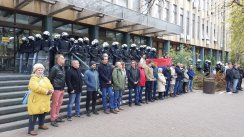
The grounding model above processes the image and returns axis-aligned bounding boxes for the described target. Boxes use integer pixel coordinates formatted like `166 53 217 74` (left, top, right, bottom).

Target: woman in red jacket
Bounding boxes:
138 63 146 104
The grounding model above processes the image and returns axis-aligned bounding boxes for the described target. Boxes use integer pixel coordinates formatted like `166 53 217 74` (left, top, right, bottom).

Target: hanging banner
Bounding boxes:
146 58 173 68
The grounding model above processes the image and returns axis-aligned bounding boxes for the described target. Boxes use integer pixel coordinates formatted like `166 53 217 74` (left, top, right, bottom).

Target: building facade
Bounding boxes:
0 0 229 72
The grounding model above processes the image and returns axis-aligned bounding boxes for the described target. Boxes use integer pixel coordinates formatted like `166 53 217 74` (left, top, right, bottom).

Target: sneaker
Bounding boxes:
227 92 232 94
104 110 110 114
74 114 81 117
118 107 124 111
93 111 99 115
56 117 65 122
115 108 120 112
51 121 59 127
38 125 49 130
86 111 91 117
110 109 118 114
28 130 38 136
67 117 72 121
135 103 141 106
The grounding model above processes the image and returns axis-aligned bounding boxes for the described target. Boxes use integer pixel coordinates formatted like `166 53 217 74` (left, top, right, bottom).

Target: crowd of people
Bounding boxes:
225 62 243 94
26 53 196 136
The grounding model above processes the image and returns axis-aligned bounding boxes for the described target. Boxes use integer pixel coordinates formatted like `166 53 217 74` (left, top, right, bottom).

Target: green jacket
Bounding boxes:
112 68 126 90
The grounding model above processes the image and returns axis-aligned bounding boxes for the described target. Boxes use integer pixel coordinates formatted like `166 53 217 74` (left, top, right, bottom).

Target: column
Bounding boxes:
216 50 219 61
225 51 229 63
163 40 170 54
209 48 213 60
89 26 99 40
147 37 153 47
192 45 196 65
124 32 131 46
200 47 205 65
44 16 53 34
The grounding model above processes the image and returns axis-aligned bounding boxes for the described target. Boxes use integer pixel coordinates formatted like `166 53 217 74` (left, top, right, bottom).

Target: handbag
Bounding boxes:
22 90 31 105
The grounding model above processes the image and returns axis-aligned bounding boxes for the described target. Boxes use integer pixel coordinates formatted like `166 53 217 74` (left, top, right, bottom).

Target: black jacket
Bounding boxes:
98 63 112 88
127 67 140 88
225 69 234 81
232 68 240 79
49 64 66 90
65 67 83 93
175 66 183 80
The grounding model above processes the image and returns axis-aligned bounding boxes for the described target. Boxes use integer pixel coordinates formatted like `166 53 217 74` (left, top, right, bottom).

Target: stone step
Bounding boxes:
0 80 29 87
0 85 28 93
0 75 29 81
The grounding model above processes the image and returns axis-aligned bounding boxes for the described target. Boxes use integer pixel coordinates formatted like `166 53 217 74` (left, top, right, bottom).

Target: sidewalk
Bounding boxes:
2 91 244 137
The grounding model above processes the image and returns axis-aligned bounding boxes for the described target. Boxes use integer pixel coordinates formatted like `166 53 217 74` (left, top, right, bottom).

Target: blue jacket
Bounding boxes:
187 69 195 80
163 68 171 81
84 68 99 92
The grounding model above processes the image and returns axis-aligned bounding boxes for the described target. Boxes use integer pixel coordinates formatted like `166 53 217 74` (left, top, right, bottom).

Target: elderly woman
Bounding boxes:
27 63 54 136
157 68 166 100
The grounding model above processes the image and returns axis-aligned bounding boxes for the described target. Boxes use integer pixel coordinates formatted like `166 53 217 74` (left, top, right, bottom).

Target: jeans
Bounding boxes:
86 91 97 112
114 90 123 109
67 92 81 117
139 86 144 103
226 80 232 92
188 80 193 92
237 78 242 90
233 79 239 93
51 90 64 121
152 81 157 99
165 80 171 96
28 113 46 132
129 86 139 104
101 86 115 111
145 81 153 102
174 80 181 96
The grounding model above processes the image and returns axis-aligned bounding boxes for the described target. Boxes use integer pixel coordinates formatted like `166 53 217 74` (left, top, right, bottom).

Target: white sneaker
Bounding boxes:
227 92 232 94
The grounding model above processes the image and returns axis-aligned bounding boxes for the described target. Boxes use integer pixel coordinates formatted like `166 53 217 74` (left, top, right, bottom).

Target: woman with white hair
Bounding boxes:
27 63 54 136
157 68 166 100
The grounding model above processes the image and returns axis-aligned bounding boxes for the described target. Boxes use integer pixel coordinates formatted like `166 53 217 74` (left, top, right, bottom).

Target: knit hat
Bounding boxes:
32 63 45 73
90 61 96 66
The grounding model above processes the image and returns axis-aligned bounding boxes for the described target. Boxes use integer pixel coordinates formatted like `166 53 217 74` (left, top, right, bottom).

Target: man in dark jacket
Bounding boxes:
49 54 66 127
98 56 116 114
232 64 240 93
127 60 140 106
187 65 195 92
237 64 243 91
84 61 99 117
65 60 84 121
163 66 171 97
225 62 233 94
174 63 183 96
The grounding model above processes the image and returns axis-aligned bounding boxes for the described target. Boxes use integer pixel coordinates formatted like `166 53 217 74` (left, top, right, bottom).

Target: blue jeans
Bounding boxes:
152 81 157 99
101 87 115 110
174 80 181 95
139 86 144 103
165 80 171 96
188 80 193 92
226 80 232 92
129 86 139 104
114 90 122 109
67 92 81 117
233 79 239 93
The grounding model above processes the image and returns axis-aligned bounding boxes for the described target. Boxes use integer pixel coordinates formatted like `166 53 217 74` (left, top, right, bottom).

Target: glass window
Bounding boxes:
202 19 205 39
73 24 89 37
192 14 195 38
0 9 14 23
132 0 140 11
163 1 169 21
198 16 200 39
16 13 42 27
117 0 127 7
131 35 147 47
172 4 177 24
180 8 183 27
99 29 123 46
53 20 72 34
186 11 190 35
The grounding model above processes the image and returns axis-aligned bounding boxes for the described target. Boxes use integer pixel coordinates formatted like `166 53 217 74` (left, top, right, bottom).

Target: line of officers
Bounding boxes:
18 31 158 72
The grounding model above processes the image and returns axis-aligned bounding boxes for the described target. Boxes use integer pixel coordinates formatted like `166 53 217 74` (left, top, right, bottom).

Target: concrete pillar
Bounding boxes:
89 25 99 40
209 48 213 60
124 32 131 46
163 40 170 55
200 47 205 65
216 50 220 61
44 16 53 34
146 37 153 47
225 52 229 63
192 45 196 65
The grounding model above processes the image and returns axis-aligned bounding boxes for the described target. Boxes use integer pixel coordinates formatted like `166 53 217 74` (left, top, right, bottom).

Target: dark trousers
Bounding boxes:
152 81 157 99
165 80 171 97
145 81 153 102
237 78 242 90
183 82 188 93
226 80 232 92
86 91 97 112
158 92 163 99
28 113 46 132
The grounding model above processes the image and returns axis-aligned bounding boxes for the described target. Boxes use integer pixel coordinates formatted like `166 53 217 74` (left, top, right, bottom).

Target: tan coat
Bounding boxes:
144 65 155 81
157 73 166 92
170 67 176 85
